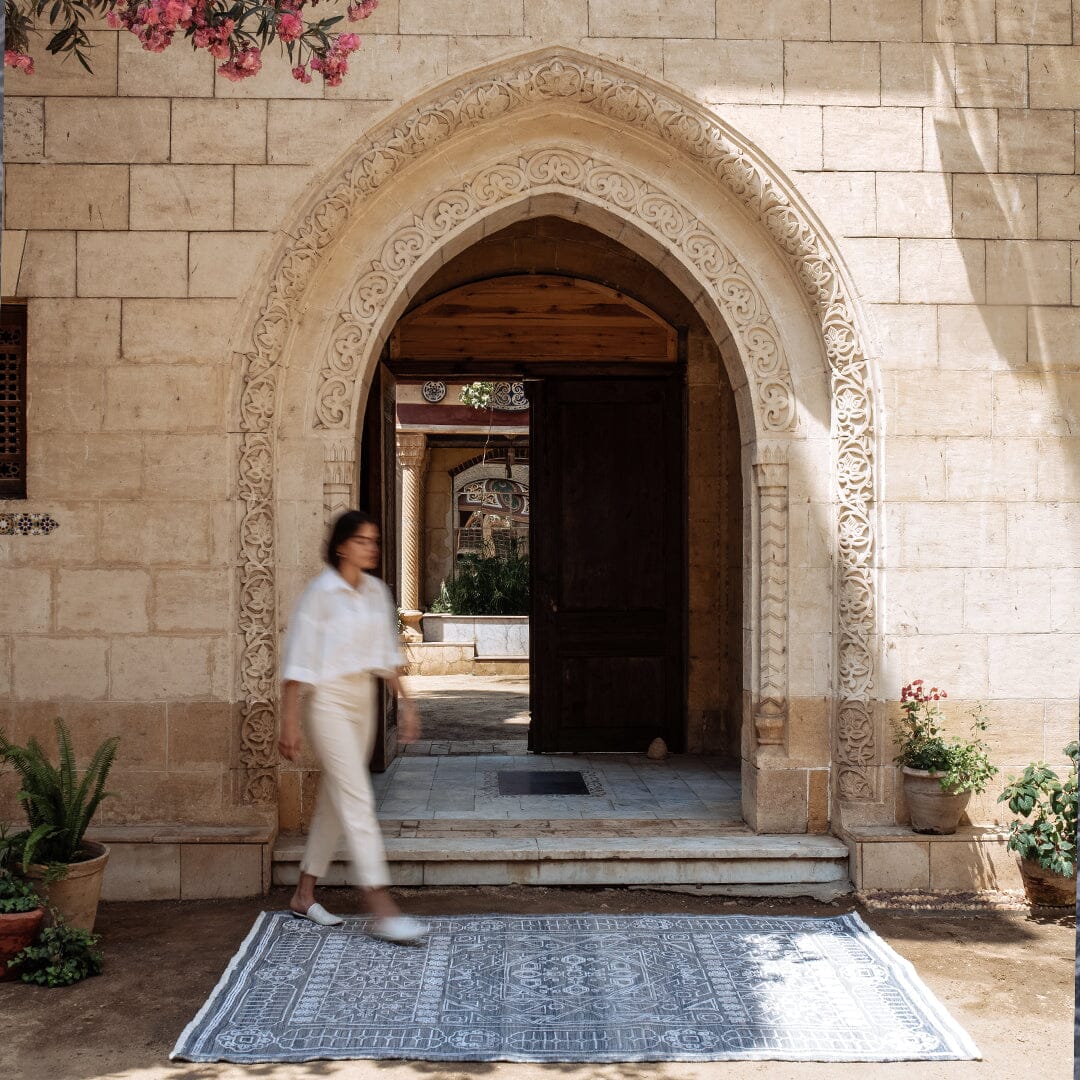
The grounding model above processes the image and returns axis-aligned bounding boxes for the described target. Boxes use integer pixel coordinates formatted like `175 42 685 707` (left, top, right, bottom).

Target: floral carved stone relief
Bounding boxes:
235 50 878 807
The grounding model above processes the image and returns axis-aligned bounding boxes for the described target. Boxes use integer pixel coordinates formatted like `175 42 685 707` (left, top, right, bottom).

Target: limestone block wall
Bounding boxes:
2 1 1078 828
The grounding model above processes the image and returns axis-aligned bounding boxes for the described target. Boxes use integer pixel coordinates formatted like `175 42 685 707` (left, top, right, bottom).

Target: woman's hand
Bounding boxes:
278 726 302 762
279 680 303 762
398 697 421 743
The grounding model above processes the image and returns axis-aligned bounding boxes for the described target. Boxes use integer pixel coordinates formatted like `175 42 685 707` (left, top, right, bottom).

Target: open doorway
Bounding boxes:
370 272 688 764
397 375 533 755
356 220 743 832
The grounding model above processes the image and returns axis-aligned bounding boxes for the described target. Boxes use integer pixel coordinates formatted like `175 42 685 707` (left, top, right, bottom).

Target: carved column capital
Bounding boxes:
753 442 789 493
396 431 429 472
323 440 357 526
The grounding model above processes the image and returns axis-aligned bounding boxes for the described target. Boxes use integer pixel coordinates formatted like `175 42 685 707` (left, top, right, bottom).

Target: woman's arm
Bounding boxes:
387 671 420 743
279 680 303 761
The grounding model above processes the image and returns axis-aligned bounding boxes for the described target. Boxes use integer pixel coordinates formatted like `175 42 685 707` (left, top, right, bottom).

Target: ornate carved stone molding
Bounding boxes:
233 49 879 805
316 149 796 438
237 430 277 803
753 444 789 756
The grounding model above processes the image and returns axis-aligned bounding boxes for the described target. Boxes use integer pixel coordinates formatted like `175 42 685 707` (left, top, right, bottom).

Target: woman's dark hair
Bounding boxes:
326 509 377 569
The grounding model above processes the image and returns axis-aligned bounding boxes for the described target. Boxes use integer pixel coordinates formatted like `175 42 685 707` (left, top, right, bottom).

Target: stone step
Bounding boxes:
273 828 852 900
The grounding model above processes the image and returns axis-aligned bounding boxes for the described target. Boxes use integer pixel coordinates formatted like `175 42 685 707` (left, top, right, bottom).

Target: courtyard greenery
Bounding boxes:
892 681 997 795
430 553 529 617
0 718 119 868
9 922 104 987
4 0 377 84
459 382 497 410
0 868 42 914
998 741 1078 880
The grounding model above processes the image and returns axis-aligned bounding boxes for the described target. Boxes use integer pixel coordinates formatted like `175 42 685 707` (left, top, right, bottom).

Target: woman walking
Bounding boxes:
278 509 427 944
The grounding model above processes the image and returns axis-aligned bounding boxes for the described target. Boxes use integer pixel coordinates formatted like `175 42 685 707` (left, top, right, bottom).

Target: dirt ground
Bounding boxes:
403 675 531 742
0 886 1073 1080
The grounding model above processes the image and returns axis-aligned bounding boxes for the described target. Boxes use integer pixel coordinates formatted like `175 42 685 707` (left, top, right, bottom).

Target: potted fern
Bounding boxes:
998 741 1078 908
0 719 119 931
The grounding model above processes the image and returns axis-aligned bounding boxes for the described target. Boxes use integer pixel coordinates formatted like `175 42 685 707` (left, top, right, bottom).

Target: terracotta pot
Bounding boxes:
1018 856 1077 908
24 841 109 932
0 907 45 981
902 767 971 835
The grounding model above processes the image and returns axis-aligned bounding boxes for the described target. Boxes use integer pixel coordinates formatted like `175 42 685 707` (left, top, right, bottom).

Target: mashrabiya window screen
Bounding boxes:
0 305 27 500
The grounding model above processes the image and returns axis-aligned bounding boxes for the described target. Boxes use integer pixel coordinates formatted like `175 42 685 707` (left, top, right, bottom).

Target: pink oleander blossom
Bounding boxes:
277 12 303 41
19 0 371 84
310 35 359 86
218 46 263 81
4 49 35 74
347 0 378 20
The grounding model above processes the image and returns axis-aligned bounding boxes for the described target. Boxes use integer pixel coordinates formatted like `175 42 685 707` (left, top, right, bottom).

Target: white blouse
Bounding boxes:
281 567 404 686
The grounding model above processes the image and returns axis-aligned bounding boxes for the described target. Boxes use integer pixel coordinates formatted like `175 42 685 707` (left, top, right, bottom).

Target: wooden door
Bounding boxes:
529 375 686 753
362 362 399 772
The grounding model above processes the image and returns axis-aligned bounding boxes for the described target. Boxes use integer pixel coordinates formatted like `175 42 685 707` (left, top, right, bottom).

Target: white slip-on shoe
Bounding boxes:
290 902 345 927
369 915 429 945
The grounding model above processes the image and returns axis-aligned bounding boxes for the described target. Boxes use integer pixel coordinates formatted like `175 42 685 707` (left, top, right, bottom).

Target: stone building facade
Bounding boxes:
2 3 1078 878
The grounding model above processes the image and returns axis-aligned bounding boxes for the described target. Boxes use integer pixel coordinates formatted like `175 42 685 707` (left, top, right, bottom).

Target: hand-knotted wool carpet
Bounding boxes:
171 912 979 1063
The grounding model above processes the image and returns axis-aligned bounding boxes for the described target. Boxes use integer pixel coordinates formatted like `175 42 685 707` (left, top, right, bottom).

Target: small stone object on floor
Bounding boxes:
647 737 668 760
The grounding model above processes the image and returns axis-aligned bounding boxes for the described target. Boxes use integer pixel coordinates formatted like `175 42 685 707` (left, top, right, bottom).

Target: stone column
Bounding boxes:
397 432 428 642
753 443 789 757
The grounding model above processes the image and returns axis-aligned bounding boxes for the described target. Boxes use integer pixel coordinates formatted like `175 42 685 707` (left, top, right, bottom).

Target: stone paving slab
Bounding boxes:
375 752 743 823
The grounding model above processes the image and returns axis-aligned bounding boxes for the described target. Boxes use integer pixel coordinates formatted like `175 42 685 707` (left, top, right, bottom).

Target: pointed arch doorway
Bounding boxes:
365 220 743 767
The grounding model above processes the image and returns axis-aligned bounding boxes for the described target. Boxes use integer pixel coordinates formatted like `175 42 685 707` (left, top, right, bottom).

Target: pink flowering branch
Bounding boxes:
3 0 377 84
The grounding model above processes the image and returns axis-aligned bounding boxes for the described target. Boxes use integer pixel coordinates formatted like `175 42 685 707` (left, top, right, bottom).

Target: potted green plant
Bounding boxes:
998 741 1077 908
893 680 998 835
0 828 46 982
0 718 119 931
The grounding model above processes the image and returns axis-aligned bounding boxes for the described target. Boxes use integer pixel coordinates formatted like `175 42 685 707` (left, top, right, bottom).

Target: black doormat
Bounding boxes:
496 770 590 796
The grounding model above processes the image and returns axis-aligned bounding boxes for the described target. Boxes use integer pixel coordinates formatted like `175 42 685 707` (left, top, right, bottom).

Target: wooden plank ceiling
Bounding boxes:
390 275 677 364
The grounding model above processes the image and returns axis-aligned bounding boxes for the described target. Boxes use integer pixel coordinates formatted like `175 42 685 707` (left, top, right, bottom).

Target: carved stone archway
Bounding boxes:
233 48 880 828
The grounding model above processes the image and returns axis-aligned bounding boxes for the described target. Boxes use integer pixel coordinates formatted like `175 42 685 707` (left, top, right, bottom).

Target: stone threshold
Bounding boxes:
377 818 751 838
401 739 528 755
273 828 851 898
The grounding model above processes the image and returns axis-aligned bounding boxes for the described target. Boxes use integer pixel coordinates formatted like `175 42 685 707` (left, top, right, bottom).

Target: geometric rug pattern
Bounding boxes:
171 912 979 1063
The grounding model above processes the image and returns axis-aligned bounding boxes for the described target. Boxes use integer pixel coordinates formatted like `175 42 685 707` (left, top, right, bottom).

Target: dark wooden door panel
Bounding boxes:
366 361 398 772
531 375 685 753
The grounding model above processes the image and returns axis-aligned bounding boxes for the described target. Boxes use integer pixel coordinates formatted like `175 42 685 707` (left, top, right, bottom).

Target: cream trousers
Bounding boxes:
300 671 391 889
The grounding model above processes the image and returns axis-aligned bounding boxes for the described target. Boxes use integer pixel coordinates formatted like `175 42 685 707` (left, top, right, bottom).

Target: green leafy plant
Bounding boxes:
9 923 103 987
432 553 529 616
0 718 119 868
428 581 453 614
0 871 42 915
892 680 998 795
998 741 1078 879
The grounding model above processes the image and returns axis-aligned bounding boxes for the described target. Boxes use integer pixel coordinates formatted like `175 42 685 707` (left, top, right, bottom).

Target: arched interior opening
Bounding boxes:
377 216 744 764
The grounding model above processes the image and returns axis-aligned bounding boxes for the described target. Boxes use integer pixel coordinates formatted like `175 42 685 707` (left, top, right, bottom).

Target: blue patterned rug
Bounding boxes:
171 912 979 1063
